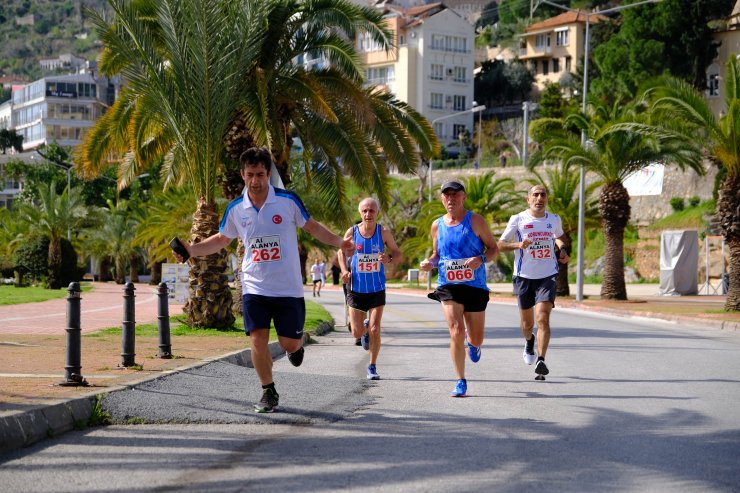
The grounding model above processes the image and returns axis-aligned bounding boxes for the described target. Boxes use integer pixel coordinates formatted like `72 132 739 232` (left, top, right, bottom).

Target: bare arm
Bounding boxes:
379 226 403 266
419 221 439 271
498 237 532 252
467 213 498 270
337 228 353 283
555 235 569 264
172 233 232 262
303 218 353 253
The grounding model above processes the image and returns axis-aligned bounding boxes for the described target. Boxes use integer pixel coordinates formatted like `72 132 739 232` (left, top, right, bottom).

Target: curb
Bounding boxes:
0 319 336 456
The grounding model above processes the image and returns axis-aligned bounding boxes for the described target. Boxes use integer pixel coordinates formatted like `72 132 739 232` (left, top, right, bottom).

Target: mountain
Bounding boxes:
0 0 111 80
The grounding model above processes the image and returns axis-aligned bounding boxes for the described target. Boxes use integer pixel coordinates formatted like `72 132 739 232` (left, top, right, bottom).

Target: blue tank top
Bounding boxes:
437 211 488 290
350 224 386 294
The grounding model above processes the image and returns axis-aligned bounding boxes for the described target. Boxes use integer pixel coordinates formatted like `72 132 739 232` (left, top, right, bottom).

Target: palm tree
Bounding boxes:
644 57 740 311
86 199 140 284
526 164 601 296
77 0 437 327
17 181 89 289
530 98 703 300
77 0 272 327
463 172 518 226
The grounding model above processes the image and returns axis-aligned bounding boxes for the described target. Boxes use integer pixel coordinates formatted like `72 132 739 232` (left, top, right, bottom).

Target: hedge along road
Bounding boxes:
0 288 738 492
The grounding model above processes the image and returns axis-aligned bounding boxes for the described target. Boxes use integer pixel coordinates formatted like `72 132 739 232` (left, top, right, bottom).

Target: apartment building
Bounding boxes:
707 1 740 117
2 73 120 151
519 11 605 93
359 3 477 147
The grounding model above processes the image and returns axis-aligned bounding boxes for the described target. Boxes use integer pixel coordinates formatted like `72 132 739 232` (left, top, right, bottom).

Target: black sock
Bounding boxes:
537 356 545 362
262 383 276 392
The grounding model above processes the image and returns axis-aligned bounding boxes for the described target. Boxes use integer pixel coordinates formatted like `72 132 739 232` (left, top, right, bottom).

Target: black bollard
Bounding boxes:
120 282 137 367
157 282 172 358
60 282 88 386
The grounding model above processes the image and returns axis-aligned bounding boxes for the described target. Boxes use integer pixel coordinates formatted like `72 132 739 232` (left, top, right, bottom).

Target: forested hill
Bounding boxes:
0 0 112 80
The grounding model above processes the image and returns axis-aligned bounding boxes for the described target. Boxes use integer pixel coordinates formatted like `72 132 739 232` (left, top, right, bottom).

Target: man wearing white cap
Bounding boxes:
420 180 499 397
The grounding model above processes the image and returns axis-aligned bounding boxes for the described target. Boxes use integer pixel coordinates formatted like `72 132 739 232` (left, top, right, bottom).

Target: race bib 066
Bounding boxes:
249 235 282 263
356 253 381 273
444 259 474 283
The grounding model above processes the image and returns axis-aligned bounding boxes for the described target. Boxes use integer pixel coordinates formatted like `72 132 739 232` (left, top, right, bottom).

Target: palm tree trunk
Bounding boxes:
717 173 740 311
129 254 140 283
183 197 235 328
114 257 126 284
47 236 62 289
149 259 162 285
599 183 630 300
231 241 244 316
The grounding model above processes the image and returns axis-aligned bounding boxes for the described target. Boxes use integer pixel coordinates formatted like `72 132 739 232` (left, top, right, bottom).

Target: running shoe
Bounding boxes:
367 364 380 380
355 338 362 346
523 335 537 365
535 359 549 376
466 331 481 363
254 388 279 413
450 379 467 397
287 347 304 367
361 318 370 351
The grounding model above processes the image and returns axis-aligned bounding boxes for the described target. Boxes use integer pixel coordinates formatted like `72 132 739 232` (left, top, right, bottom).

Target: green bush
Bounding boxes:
688 196 701 208
669 197 685 211
12 235 84 286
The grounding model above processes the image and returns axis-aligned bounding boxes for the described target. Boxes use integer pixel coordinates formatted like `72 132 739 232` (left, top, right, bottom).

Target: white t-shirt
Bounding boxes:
310 263 322 281
220 184 309 297
499 210 564 279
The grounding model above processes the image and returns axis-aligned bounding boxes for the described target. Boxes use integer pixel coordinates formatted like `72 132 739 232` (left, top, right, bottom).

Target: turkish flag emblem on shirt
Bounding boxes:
357 244 363 252
272 215 282 224
524 224 534 229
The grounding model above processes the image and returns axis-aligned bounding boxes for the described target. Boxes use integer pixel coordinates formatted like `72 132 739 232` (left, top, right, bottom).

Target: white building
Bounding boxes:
359 3 478 148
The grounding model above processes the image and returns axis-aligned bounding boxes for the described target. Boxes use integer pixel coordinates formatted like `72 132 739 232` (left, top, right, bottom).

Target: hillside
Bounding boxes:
0 0 110 81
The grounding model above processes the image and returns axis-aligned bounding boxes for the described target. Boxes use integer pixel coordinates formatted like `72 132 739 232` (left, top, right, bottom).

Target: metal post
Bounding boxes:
428 159 433 203
60 282 87 386
120 282 137 367
522 102 530 166
157 282 172 358
575 17 591 302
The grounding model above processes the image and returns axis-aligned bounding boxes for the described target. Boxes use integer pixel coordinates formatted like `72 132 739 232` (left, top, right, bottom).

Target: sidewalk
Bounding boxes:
1 281 738 455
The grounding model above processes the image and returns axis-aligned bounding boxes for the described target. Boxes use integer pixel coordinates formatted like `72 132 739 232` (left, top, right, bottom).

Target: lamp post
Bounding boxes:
429 104 486 202
535 0 661 301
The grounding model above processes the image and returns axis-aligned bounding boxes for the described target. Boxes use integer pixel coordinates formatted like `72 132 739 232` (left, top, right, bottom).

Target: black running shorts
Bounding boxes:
242 293 306 339
346 290 386 312
433 284 489 312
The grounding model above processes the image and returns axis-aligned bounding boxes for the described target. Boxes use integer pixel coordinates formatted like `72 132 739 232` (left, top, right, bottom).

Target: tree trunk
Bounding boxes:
149 260 162 285
183 197 235 328
129 254 140 283
114 257 126 284
99 257 113 282
231 241 244 316
47 237 62 289
598 183 630 300
717 173 740 311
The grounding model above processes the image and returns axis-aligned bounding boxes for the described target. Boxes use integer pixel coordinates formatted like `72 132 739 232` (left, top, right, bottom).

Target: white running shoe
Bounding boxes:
523 335 537 365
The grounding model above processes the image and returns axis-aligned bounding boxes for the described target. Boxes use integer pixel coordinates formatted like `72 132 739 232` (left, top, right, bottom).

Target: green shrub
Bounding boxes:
688 196 701 207
669 197 685 211
12 235 83 286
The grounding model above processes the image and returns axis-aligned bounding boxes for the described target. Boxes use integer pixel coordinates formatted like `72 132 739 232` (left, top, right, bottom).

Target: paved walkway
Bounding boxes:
0 282 184 335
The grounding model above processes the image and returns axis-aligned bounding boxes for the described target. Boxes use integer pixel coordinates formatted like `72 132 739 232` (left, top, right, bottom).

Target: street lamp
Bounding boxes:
535 0 661 301
429 104 486 202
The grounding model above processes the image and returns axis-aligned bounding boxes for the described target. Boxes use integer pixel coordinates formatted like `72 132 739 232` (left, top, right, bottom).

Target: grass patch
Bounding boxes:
87 395 112 427
84 300 333 340
0 282 93 305
648 200 715 231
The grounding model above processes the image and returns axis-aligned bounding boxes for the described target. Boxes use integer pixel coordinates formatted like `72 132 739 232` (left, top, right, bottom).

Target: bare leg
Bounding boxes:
249 329 273 385
463 310 486 347
442 301 466 379
534 302 553 358
367 305 384 365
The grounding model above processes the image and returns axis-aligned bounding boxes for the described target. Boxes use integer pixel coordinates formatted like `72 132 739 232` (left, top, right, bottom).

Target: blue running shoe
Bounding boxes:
361 319 370 350
367 364 380 380
451 379 467 397
467 338 481 363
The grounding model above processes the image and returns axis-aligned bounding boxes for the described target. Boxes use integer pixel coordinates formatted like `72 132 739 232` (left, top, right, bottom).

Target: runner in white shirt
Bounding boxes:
310 259 323 297
173 147 352 413
498 185 569 380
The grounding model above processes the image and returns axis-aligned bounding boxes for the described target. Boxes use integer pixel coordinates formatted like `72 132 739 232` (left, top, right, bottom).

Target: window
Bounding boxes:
366 66 395 85
555 29 569 46
552 58 560 73
707 64 720 97
431 92 444 109
535 34 550 48
565 56 572 72
431 64 444 81
434 122 445 138
542 60 549 75
452 124 467 140
453 66 466 83
453 95 467 111
431 34 467 53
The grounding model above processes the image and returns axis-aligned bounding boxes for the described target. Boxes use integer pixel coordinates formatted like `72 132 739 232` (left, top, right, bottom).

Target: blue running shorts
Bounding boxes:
513 275 557 310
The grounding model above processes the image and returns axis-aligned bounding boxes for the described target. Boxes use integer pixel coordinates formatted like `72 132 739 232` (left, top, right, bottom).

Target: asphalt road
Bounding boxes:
0 290 738 492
